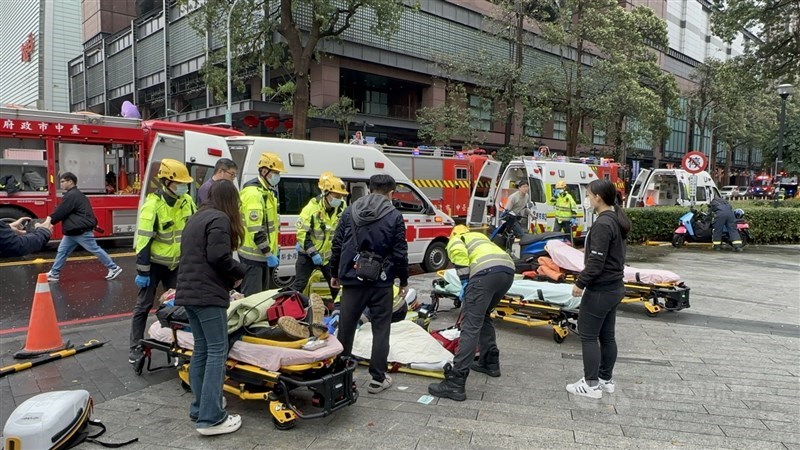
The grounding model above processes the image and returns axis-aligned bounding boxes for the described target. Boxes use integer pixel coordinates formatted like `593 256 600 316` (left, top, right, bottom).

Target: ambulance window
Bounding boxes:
695 187 707 201
551 183 582 204
277 178 320 215
392 183 425 213
455 168 468 180
528 178 545 203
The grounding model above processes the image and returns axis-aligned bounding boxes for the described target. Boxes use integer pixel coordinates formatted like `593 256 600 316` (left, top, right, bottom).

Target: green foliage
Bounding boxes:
762 96 800 174
625 206 800 244
313 95 359 142
416 83 482 147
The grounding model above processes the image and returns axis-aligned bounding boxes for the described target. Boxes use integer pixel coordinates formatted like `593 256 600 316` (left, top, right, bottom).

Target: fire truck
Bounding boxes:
0 106 242 239
378 146 490 218
586 158 626 203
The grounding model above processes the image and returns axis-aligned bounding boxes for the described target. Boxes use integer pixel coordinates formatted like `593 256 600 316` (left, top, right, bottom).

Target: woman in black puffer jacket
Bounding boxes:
175 180 246 436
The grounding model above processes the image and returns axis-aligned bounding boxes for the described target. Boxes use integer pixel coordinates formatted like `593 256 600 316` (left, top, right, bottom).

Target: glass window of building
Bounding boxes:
592 128 606 145
469 95 491 132
364 91 388 116
552 112 567 140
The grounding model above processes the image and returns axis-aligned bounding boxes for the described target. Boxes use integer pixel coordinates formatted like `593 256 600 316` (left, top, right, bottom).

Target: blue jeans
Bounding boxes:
49 231 118 276
185 305 228 428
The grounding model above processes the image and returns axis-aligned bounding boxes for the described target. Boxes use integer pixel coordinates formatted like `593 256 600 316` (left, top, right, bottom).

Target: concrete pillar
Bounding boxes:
422 79 446 107
310 57 341 108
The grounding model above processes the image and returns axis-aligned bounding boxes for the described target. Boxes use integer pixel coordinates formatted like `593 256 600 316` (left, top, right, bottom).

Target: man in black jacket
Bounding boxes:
0 216 53 257
330 174 409 394
45 172 122 282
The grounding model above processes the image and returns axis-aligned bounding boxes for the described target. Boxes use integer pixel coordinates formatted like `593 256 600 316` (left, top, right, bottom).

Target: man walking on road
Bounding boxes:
45 172 122 282
330 174 409 394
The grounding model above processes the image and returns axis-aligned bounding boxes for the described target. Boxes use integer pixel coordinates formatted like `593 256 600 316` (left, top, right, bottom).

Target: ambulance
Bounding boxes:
466 156 601 238
626 168 720 207
227 137 456 287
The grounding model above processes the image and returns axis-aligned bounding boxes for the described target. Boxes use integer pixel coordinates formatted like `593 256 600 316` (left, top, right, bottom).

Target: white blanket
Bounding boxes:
350 320 453 371
506 280 582 309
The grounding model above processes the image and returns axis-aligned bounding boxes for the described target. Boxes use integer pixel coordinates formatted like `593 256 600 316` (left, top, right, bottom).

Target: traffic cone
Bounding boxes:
14 274 69 359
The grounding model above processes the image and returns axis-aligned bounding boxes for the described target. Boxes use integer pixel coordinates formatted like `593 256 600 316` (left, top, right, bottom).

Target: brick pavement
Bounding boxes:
1 245 798 449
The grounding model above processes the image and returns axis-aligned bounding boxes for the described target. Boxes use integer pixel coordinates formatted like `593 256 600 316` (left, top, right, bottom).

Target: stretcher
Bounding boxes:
136 320 358 430
431 269 581 343
532 240 691 316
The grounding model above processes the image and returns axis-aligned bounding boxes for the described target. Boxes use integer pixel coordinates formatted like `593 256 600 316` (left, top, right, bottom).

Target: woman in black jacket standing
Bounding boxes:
175 180 246 435
566 179 631 399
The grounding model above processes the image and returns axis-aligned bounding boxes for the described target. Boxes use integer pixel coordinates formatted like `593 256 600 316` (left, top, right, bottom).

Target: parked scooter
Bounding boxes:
672 207 750 248
490 210 571 267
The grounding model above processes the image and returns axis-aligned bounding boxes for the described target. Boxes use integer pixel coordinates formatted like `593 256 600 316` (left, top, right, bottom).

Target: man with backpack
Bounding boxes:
45 172 123 282
330 174 409 394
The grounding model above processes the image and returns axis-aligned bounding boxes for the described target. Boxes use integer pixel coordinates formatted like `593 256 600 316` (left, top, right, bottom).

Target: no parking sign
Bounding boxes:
682 151 707 205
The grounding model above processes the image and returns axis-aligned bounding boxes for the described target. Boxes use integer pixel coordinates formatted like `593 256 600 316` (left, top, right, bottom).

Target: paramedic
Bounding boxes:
176 180 246 436
238 152 285 296
45 172 123 282
129 159 196 364
566 179 630 399
550 180 577 237
291 172 348 298
330 174 409 394
503 180 530 237
0 216 52 257
709 197 743 251
197 158 238 206
428 225 514 402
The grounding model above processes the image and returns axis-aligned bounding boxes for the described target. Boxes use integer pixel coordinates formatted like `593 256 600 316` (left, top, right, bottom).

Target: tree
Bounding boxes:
763 96 800 174
182 0 405 139
314 96 359 142
710 0 800 84
686 59 726 162
416 82 482 147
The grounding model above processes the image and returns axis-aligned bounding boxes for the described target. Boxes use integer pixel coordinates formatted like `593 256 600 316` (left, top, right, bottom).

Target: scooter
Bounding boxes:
672 207 750 248
490 211 571 267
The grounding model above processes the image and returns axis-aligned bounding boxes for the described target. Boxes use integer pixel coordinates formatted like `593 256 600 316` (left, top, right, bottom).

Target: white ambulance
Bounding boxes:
626 168 720 208
227 137 456 287
467 157 601 238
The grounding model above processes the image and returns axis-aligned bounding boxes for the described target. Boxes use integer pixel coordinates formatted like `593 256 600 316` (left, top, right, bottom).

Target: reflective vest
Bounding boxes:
135 192 196 271
295 196 345 264
446 232 514 279
239 177 279 263
550 192 577 221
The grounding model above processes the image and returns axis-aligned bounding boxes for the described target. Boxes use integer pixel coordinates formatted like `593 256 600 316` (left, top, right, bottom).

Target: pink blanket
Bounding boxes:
544 240 681 284
148 322 343 372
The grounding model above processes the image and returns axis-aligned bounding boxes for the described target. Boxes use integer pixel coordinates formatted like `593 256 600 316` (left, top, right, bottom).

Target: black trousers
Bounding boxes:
337 284 393 382
130 263 178 350
239 260 276 296
578 284 625 381
712 211 741 244
290 254 339 299
452 271 514 378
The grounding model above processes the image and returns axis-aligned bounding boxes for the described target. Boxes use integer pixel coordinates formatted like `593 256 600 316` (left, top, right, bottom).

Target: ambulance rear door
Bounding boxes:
626 168 651 207
466 159 501 227
524 159 547 233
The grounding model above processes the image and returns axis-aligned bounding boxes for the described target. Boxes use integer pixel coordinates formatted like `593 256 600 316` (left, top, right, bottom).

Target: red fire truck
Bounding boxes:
0 106 242 239
380 146 490 218
586 158 627 203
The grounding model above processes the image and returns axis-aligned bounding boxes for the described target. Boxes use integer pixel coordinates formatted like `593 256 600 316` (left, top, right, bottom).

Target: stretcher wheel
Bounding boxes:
133 355 146 375
180 380 192 392
553 330 565 344
272 417 296 430
646 309 659 317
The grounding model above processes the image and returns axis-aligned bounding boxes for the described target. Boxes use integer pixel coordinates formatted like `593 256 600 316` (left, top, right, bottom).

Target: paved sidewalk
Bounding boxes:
1 245 798 449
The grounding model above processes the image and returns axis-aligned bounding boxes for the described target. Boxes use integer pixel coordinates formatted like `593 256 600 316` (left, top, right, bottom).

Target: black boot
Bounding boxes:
471 347 501 377
428 368 467 401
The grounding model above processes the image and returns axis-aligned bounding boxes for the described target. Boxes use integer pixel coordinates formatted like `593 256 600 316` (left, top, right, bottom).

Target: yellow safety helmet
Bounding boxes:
319 172 348 195
450 224 470 238
257 152 285 173
157 159 193 183
555 180 567 189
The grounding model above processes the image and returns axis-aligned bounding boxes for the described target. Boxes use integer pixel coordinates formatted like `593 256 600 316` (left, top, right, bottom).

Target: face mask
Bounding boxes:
173 184 189 196
554 189 563 196
328 197 343 208
267 173 281 186
584 197 594 211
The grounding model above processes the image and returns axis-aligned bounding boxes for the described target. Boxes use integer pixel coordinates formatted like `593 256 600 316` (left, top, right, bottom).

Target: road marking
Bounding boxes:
0 251 136 267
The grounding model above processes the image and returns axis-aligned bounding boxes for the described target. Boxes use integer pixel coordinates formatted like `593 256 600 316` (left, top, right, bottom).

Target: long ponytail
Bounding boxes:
588 179 631 238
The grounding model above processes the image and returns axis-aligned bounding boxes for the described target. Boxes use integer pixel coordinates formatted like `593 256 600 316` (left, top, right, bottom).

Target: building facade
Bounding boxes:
67 0 763 174
0 0 83 112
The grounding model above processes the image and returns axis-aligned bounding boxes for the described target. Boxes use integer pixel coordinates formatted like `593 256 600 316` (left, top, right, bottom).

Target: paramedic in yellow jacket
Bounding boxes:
129 159 196 364
428 225 514 402
550 180 578 237
290 172 348 298
238 152 285 296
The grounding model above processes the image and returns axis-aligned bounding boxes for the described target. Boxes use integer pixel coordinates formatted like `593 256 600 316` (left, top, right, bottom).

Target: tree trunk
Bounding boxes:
724 140 734 186
709 134 719 179
686 115 695 153
614 114 625 163
292 68 309 139
567 38 584 157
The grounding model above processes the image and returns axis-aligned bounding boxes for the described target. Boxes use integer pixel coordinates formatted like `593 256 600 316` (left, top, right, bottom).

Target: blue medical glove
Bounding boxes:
459 280 468 300
134 274 150 289
570 218 577 227
311 253 323 266
266 255 280 268
295 243 302 252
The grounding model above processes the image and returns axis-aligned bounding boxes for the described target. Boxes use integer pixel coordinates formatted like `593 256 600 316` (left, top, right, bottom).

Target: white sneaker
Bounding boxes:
367 375 393 394
105 266 123 280
598 378 615 393
46 272 59 282
197 414 241 436
566 377 602 399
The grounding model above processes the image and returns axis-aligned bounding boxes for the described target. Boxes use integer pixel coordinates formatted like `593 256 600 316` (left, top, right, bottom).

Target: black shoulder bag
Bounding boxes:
350 216 387 282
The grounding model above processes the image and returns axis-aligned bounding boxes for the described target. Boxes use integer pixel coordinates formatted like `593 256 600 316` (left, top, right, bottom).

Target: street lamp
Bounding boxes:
773 83 793 205
225 0 241 126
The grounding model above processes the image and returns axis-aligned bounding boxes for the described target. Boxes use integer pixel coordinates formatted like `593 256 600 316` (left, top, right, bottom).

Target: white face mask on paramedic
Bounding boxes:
174 184 189 196
267 173 281 186
328 196 342 208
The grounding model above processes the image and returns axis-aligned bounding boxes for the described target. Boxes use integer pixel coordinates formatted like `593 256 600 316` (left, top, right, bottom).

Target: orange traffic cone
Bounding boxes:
14 274 69 359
